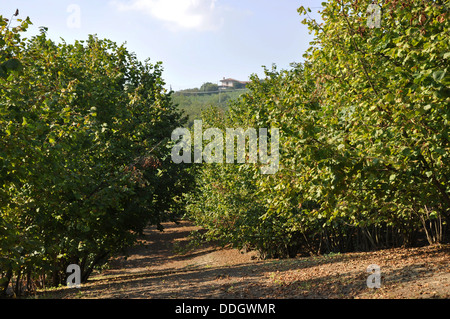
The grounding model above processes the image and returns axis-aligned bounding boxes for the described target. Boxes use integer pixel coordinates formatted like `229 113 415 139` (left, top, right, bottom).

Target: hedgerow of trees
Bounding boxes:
1 0 448 297
0 16 190 296
186 0 449 258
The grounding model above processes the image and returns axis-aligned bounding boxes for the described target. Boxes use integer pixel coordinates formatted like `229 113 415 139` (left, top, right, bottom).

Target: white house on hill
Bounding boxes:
219 77 250 89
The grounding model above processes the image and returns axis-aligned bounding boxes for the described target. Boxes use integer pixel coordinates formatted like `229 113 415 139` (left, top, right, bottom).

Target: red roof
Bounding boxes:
220 78 249 84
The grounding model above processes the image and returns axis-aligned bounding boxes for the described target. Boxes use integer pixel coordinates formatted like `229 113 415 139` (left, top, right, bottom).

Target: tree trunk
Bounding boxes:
1 268 12 296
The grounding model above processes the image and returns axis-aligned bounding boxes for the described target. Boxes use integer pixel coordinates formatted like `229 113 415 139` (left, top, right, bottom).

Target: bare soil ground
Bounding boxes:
40 221 450 299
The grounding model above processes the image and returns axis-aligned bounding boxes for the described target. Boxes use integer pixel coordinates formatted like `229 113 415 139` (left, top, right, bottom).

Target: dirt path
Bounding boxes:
43 221 450 299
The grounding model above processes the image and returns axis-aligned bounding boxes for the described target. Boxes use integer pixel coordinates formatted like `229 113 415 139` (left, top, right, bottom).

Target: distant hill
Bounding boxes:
172 84 248 127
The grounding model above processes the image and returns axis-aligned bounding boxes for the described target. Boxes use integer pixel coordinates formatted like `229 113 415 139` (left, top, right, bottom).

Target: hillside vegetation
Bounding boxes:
172 87 248 127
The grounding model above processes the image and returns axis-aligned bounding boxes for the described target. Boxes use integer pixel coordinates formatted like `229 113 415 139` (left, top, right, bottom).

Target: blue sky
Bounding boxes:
1 0 323 90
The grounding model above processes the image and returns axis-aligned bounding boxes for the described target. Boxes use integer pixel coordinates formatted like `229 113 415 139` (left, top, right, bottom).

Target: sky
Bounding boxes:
1 0 323 91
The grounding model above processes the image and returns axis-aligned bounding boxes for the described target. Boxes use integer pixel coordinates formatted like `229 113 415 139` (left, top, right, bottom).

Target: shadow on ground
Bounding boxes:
37 222 450 299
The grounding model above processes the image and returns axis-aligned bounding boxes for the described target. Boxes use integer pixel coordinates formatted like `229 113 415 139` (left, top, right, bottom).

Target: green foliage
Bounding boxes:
0 14 30 79
1 0 449 296
172 88 247 127
200 82 219 92
0 16 190 295
186 0 449 258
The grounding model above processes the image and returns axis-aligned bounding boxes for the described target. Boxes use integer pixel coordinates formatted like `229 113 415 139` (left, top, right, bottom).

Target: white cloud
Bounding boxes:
111 0 224 31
